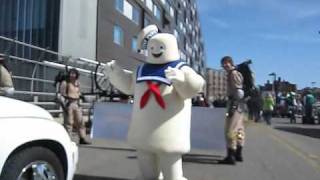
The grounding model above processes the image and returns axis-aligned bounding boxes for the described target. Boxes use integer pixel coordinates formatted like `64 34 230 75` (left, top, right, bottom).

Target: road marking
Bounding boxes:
258 125 320 172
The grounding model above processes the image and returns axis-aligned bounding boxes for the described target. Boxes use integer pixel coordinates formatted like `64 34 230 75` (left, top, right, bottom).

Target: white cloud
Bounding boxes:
254 32 320 44
208 18 230 29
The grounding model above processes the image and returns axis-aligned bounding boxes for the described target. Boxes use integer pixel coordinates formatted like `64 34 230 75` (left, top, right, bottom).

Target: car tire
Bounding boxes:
0 146 65 180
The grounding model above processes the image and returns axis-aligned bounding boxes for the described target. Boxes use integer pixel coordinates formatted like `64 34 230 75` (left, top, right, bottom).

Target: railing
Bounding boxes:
0 35 112 117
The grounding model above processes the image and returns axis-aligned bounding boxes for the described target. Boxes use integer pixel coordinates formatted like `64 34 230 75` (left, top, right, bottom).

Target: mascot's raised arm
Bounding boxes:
104 24 205 180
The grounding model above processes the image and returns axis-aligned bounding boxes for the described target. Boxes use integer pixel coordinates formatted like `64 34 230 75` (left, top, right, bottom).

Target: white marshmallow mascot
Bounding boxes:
104 25 205 180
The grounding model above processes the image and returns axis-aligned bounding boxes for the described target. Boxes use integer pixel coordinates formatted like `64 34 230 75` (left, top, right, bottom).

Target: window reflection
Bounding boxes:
0 0 60 60
0 0 60 94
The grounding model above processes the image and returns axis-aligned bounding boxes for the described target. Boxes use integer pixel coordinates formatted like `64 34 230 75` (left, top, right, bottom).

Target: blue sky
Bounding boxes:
196 0 320 89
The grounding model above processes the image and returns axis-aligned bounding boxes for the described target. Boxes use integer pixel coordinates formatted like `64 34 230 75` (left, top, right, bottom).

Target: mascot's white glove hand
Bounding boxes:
165 66 185 84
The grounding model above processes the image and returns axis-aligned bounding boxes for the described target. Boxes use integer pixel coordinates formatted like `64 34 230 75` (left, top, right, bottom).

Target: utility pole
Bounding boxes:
269 72 277 96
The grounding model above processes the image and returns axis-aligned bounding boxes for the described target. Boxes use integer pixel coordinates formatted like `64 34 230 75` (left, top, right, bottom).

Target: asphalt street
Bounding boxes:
72 104 320 180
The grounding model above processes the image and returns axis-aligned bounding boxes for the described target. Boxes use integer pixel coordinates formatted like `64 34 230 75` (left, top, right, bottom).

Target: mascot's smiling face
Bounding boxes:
146 33 180 64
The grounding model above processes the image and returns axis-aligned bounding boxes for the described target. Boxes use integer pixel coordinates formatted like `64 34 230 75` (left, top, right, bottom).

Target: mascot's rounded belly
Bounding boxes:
127 82 191 153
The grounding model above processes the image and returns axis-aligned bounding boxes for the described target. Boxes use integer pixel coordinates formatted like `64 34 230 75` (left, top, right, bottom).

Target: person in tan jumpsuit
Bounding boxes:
60 68 91 144
0 55 14 96
220 56 245 165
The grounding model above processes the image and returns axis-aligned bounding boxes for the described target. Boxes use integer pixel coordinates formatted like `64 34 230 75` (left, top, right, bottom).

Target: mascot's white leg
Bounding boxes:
137 150 160 180
158 154 187 180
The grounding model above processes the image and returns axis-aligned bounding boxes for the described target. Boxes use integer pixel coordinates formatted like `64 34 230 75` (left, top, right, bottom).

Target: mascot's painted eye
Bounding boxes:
160 46 164 49
151 47 154 50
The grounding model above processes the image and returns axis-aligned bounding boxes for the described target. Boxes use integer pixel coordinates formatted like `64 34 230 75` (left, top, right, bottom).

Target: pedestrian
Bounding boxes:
286 92 297 123
263 93 275 125
60 68 91 144
0 55 14 96
303 90 316 124
296 97 303 116
219 56 245 165
247 88 263 122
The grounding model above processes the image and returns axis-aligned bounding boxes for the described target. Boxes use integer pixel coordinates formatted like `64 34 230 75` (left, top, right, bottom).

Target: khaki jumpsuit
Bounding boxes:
225 69 245 150
60 80 86 139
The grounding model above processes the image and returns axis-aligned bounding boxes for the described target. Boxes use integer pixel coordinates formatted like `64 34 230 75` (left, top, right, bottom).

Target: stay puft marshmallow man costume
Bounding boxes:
104 25 205 180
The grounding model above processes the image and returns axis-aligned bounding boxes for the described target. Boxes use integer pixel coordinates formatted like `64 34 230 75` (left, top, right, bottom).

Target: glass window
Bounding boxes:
165 0 170 10
153 4 161 21
115 0 124 12
174 29 179 40
0 0 61 93
113 25 124 46
182 0 186 7
132 36 138 52
116 0 140 26
170 7 174 17
175 10 178 25
132 7 140 25
123 0 133 19
146 0 153 11
144 16 150 27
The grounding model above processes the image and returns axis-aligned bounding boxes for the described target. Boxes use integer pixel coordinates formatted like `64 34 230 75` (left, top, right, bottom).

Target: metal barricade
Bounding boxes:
0 35 111 116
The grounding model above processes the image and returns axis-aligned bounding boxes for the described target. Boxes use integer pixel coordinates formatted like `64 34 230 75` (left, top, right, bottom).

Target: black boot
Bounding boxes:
79 137 92 145
235 146 243 162
219 148 236 165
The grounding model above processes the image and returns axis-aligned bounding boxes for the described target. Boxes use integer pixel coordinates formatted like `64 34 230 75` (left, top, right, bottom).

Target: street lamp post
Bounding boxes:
269 72 277 96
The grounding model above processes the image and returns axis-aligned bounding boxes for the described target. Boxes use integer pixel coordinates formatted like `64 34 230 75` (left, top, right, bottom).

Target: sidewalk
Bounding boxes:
74 118 320 180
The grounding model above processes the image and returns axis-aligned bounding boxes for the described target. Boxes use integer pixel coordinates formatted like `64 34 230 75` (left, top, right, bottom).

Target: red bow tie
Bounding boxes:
140 81 166 109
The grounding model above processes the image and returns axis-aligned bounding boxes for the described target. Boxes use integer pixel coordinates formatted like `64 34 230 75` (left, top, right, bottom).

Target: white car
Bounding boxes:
0 96 78 180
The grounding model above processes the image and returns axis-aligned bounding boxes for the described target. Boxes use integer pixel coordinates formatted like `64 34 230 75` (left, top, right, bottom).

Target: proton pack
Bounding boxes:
236 59 256 98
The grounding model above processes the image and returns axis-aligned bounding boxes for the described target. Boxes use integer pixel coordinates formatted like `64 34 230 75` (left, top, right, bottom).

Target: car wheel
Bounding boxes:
0 146 64 180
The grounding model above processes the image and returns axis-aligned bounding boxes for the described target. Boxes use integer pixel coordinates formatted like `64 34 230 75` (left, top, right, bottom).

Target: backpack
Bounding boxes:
53 71 68 110
53 71 68 89
235 60 256 98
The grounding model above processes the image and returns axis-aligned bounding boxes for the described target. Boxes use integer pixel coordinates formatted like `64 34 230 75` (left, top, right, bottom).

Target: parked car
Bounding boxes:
0 96 78 180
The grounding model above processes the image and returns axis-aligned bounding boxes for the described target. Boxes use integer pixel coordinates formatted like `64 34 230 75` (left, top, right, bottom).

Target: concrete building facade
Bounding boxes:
95 0 206 74
59 0 206 73
0 0 207 97
206 68 227 102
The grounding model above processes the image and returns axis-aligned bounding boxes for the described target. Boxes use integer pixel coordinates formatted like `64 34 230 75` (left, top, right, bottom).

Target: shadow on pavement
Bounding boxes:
275 126 320 139
74 174 130 180
182 154 223 164
79 145 136 152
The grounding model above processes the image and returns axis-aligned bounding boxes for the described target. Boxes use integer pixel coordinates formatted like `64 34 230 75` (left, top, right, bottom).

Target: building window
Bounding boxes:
144 16 151 27
132 36 138 52
153 4 161 21
0 0 61 92
146 0 153 11
174 29 179 40
123 0 133 19
170 7 174 17
113 25 124 46
115 0 124 12
115 0 140 25
165 0 171 10
132 7 140 24
175 10 178 25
